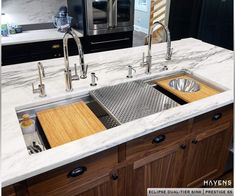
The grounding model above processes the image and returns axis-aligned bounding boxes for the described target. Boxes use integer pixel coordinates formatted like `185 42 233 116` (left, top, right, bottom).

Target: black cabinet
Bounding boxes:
198 0 233 50
168 0 233 50
2 31 133 66
168 0 203 40
2 39 81 66
84 31 133 53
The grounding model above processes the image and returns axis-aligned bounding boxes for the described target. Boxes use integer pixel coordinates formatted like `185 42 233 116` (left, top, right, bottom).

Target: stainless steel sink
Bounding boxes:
169 78 200 92
17 69 211 155
16 94 118 154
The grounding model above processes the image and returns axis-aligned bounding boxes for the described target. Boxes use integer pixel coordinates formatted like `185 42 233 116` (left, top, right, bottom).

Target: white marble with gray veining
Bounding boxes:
2 0 67 25
1 29 83 46
1 38 233 187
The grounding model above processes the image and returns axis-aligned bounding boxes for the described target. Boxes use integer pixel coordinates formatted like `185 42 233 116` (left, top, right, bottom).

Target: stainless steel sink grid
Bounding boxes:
169 78 200 93
90 80 179 124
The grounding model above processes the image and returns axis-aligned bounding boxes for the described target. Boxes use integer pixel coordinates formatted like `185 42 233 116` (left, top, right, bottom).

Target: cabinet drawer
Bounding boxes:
126 121 190 161
192 104 233 134
27 147 118 196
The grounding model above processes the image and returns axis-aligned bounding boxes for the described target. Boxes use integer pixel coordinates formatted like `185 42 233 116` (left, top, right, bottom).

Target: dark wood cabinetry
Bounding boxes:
132 140 187 196
26 147 118 196
2 104 233 195
184 123 232 187
2 186 16 196
183 105 233 187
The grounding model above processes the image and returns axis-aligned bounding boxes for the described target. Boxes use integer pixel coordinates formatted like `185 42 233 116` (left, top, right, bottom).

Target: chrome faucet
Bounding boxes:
32 62 46 97
63 28 88 91
141 21 172 74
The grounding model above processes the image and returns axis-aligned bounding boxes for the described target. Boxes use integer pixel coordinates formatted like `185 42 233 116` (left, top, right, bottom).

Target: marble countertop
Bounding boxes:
1 28 83 46
1 38 233 187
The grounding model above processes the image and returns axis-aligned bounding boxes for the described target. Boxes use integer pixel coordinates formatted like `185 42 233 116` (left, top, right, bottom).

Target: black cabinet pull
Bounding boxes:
212 113 222 121
152 134 166 144
112 174 118 180
180 144 187 149
68 166 87 177
192 139 198 144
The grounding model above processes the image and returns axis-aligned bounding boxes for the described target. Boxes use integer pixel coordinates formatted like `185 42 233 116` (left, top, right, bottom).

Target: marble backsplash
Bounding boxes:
2 0 67 25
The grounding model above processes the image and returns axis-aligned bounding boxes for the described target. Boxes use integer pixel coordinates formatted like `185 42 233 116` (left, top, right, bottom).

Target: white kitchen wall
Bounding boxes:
2 0 67 25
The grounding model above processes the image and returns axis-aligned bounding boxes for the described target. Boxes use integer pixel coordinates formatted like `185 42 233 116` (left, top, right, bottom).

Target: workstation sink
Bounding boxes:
16 69 224 155
16 94 119 154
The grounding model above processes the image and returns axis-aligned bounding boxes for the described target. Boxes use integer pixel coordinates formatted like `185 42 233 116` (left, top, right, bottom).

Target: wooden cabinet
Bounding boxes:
1 185 16 196
183 123 232 187
26 147 118 196
2 104 233 195
183 105 233 187
132 140 187 196
126 121 190 161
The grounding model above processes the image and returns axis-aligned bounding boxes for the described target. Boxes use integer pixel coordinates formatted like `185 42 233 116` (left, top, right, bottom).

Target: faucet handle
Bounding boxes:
72 64 80 80
32 83 38 94
32 83 46 97
80 64 88 79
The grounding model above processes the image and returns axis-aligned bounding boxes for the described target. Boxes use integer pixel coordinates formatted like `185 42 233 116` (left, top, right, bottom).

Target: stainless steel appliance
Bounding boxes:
67 0 134 53
68 0 134 36
85 0 134 35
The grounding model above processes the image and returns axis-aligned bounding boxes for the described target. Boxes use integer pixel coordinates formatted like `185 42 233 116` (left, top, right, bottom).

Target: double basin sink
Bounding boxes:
15 70 221 154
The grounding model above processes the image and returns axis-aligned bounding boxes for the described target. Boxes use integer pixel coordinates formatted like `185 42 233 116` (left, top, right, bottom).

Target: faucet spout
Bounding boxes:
37 62 45 86
63 28 87 91
150 21 172 60
143 21 172 74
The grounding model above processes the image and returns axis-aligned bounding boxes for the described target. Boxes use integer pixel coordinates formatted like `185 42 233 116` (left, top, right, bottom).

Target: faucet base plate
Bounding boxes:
80 75 87 79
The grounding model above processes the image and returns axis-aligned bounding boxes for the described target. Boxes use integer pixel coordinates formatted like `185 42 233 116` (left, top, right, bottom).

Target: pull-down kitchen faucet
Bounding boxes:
63 28 88 92
141 21 172 74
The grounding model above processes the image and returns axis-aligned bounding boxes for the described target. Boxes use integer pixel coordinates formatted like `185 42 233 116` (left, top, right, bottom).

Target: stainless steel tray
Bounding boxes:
90 80 179 124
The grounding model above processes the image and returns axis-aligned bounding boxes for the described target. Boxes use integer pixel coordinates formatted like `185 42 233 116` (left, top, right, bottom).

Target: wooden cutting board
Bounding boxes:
154 74 222 103
37 101 106 148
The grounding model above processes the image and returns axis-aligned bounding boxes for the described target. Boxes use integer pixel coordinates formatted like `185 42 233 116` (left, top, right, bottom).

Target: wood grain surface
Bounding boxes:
37 101 106 148
154 74 221 103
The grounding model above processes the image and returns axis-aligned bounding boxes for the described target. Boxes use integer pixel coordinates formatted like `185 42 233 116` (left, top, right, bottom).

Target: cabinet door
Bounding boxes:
75 164 133 196
2 185 16 196
75 175 114 196
132 141 187 196
183 123 233 187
